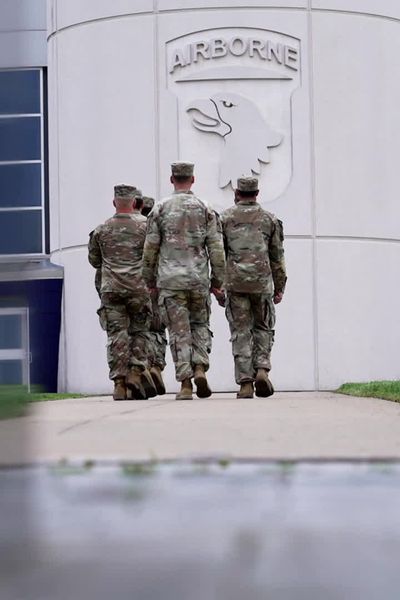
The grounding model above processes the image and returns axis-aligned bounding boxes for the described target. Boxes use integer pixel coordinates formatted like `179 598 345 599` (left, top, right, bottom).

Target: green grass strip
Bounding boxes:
28 392 86 402
0 386 87 420
336 380 400 403
0 386 29 419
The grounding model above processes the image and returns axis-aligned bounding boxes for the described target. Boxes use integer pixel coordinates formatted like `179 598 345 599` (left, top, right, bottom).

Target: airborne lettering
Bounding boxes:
169 36 299 73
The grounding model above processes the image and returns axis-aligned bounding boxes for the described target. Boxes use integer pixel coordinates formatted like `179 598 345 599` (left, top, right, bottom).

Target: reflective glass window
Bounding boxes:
0 68 45 256
0 360 23 385
0 210 42 254
0 315 22 349
0 117 41 161
0 70 41 114
0 163 41 208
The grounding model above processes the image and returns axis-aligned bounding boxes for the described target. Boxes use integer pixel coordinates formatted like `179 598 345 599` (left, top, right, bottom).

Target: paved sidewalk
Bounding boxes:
1 391 400 464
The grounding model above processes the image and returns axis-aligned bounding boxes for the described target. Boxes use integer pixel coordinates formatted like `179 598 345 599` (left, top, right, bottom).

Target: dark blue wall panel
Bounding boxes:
0 279 63 392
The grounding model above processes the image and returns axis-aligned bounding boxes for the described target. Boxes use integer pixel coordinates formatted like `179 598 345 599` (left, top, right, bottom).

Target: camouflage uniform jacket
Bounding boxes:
88 212 148 295
221 199 287 294
142 190 225 291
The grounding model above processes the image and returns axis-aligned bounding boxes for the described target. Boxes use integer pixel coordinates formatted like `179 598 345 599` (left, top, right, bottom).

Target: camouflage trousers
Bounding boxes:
226 292 276 384
98 292 151 381
147 297 167 370
159 289 212 382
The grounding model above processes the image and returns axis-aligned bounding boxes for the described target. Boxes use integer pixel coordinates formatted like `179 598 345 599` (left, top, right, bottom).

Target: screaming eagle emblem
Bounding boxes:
186 92 283 189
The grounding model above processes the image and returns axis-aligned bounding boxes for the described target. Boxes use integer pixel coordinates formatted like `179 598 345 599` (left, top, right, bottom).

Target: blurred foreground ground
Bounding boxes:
1 461 400 600
1 392 400 599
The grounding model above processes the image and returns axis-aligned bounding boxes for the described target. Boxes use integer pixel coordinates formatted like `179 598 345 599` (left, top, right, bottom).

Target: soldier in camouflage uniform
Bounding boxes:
137 194 167 395
141 196 155 217
88 184 157 401
142 162 226 400
93 188 146 301
221 176 287 399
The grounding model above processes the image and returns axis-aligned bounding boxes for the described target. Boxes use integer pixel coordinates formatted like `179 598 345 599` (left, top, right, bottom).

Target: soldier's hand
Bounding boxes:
211 287 226 307
273 291 284 304
152 314 162 330
149 287 159 301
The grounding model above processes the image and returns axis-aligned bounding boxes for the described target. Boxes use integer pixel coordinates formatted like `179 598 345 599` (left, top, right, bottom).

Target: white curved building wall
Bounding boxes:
47 0 400 393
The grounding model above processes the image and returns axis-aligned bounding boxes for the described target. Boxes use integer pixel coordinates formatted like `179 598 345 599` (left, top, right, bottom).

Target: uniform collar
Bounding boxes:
237 199 258 205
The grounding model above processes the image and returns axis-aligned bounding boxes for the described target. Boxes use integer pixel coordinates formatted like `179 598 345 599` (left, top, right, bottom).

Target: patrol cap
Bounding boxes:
114 184 137 199
132 188 143 199
236 176 259 192
142 196 155 211
171 161 194 177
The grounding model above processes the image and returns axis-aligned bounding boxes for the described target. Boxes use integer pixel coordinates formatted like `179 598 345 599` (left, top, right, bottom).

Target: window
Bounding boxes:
0 69 46 256
0 308 30 386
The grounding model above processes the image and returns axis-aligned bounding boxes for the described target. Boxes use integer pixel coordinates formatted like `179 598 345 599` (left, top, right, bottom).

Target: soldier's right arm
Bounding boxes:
142 209 161 287
88 229 102 269
94 269 102 298
219 211 229 258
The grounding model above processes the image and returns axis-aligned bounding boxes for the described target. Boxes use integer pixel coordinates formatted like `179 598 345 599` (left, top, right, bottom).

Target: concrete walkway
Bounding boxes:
1 391 400 464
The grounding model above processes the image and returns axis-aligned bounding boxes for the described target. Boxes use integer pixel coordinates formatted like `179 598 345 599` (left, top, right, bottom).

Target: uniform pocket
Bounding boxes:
229 331 238 344
206 327 213 353
206 294 212 320
169 339 178 362
225 297 233 323
96 306 107 331
158 295 169 329
264 296 276 330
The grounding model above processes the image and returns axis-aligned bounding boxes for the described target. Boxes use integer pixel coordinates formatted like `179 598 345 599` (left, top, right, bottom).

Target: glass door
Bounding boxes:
0 307 30 388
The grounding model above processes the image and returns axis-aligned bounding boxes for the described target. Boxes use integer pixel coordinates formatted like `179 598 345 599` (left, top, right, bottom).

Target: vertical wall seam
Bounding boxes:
54 0 67 392
153 0 161 202
307 0 320 390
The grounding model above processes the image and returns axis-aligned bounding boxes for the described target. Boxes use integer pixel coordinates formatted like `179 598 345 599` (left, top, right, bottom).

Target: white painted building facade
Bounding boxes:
43 1 400 393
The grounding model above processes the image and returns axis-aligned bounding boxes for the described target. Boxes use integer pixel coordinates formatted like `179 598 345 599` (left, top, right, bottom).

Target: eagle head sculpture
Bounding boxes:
186 92 283 188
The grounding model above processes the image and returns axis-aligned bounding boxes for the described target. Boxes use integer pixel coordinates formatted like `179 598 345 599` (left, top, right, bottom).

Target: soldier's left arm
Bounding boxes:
142 210 161 288
205 210 226 289
269 218 287 298
88 229 102 269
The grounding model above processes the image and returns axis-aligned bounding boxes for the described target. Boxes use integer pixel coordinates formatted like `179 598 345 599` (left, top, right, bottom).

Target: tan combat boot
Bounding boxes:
237 381 254 399
113 377 127 401
176 378 193 400
150 366 166 395
141 368 157 398
126 367 146 399
194 364 212 398
255 368 274 397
